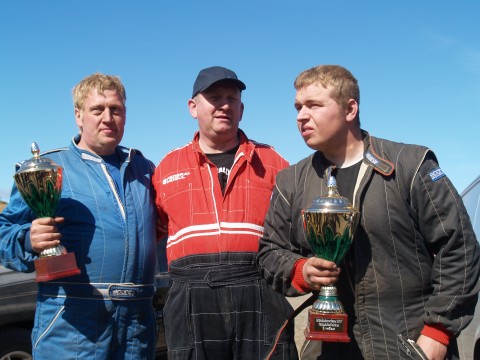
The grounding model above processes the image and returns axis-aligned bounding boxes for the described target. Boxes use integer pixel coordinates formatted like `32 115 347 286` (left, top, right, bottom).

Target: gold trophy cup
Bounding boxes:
14 142 80 282
303 170 359 342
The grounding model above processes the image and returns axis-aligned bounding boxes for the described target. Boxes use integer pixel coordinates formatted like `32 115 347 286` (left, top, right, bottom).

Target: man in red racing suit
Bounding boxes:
153 66 297 360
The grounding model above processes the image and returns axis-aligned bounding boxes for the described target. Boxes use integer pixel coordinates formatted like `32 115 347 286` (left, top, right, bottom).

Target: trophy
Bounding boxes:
14 142 80 282
302 168 359 342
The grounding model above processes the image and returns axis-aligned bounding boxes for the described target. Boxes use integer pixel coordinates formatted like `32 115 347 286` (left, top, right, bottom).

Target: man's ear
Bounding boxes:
239 102 244 122
74 107 83 129
188 98 198 119
345 99 358 122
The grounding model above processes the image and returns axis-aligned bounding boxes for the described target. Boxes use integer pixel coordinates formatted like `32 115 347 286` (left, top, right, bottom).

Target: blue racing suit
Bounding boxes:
0 136 158 359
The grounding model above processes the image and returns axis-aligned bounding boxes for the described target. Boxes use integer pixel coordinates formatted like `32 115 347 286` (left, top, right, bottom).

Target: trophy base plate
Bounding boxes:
34 252 81 282
304 309 350 342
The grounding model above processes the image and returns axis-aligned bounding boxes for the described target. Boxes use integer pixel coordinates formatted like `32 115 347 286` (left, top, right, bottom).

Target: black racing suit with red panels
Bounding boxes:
257 131 480 360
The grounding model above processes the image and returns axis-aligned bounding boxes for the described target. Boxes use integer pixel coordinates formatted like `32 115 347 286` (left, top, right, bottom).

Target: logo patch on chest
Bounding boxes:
163 172 191 185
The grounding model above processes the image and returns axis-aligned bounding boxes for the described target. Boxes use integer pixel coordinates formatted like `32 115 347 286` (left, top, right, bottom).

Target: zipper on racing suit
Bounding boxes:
101 163 126 220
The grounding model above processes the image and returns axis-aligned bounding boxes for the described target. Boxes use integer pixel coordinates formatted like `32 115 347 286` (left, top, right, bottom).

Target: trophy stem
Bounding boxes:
39 244 68 258
312 285 345 313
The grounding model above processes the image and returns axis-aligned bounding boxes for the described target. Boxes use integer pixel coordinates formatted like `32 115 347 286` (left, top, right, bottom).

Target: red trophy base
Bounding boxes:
304 309 350 342
34 252 81 282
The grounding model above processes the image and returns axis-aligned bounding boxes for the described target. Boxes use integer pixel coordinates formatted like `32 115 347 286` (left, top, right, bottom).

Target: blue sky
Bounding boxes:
1 1 479 202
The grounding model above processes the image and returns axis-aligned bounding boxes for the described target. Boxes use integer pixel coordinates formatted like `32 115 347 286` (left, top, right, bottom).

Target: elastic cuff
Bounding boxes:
421 323 451 346
23 230 35 253
291 258 310 293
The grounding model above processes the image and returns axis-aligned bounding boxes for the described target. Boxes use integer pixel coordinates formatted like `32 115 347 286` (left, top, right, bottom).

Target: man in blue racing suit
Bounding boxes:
0 73 158 359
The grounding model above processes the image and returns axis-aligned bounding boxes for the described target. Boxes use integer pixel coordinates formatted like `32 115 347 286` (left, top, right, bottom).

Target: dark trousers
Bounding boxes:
164 265 298 360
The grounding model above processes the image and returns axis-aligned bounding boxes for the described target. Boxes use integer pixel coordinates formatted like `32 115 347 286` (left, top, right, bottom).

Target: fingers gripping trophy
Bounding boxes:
302 167 359 342
14 142 80 282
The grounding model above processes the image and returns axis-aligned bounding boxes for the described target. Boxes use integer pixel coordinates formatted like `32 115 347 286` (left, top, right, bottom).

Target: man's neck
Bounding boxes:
325 130 364 168
336 147 364 168
199 136 239 154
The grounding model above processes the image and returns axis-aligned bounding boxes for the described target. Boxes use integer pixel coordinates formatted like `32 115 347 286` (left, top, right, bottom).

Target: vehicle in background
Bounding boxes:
457 175 480 360
0 267 36 360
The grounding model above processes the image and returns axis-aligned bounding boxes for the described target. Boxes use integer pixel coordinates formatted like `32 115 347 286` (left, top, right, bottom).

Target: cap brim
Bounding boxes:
194 79 246 97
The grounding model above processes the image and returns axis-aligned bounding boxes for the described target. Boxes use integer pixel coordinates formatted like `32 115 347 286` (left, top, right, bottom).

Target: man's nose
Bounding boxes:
218 99 231 109
297 106 309 121
103 108 114 122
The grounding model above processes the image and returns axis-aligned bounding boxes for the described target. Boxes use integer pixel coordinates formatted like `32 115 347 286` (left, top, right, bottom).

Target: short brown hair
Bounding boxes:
73 73 126 110
294 65 360 113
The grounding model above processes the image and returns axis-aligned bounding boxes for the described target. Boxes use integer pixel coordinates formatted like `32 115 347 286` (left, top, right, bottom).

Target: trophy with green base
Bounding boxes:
302 171 359 342
14 142 80 282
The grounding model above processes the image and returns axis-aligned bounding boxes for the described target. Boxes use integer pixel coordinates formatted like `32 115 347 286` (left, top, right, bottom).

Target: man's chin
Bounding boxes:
97 140 121 154
304 139 321 152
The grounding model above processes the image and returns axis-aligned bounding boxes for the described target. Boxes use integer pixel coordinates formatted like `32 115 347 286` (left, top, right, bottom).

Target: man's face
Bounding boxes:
294 83 348 153
188 82 244 142
74 89 126 156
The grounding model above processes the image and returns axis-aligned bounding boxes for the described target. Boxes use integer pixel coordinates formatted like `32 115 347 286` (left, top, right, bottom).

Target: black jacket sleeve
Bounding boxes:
257 166 309 297
411 154 480 335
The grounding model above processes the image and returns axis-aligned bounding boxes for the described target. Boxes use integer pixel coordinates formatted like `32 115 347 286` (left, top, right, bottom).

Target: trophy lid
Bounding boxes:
305 174 356 214
15 142 60 173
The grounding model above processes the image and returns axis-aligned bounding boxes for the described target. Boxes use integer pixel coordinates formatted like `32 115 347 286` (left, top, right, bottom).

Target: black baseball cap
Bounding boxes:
192 66 246 98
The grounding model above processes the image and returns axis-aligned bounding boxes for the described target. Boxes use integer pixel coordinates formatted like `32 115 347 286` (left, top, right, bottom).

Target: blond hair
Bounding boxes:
73 73 126 110
294 65 360 121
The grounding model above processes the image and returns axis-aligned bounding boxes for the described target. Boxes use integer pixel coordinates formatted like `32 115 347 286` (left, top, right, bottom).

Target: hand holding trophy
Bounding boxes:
302 168 359 342
14 142 80 282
